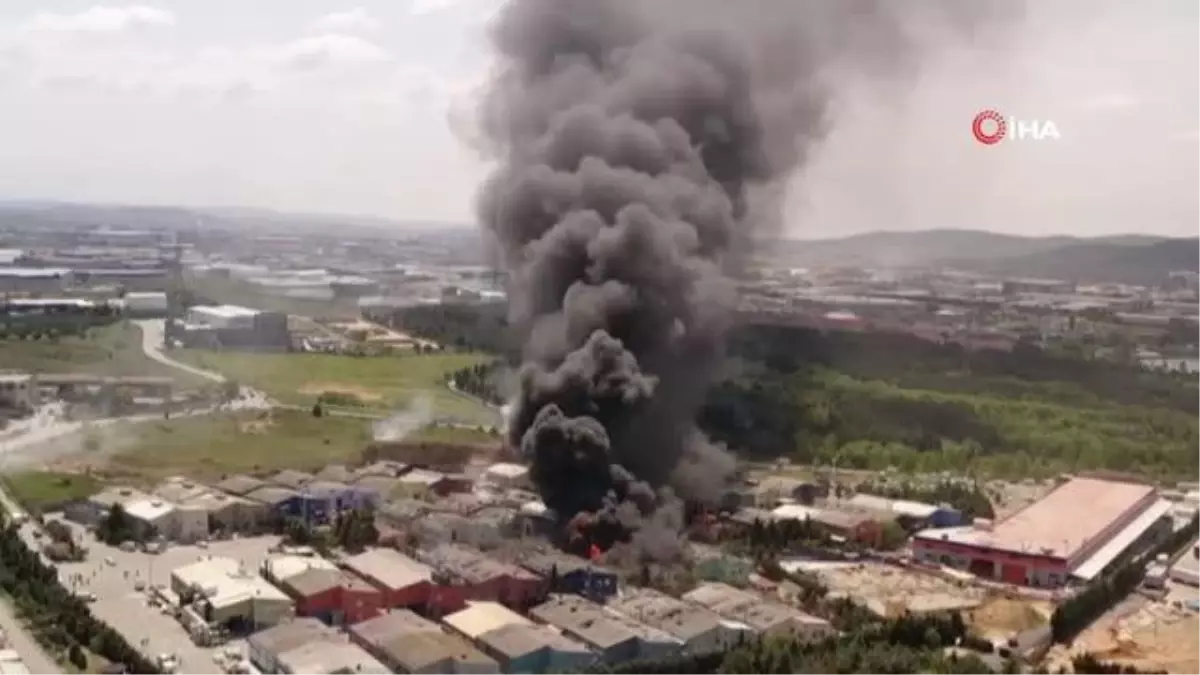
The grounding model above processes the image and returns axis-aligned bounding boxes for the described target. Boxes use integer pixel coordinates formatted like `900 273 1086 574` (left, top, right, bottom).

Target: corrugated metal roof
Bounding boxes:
444 601 532 639
1071 499 1174 581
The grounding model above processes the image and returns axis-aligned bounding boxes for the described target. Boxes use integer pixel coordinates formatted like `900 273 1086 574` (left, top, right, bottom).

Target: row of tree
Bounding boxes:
0 516 159 673
1051 514 1199 643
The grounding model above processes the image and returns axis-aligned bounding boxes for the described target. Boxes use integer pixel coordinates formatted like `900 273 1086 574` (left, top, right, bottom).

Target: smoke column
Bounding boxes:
477 0 1018 558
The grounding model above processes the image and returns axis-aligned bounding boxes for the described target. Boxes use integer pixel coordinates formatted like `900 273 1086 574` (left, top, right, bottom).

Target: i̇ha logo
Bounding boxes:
972 109 1060 145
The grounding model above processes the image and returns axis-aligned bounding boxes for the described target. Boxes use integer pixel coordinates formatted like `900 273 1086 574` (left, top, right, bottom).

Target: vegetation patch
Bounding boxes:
177 349 496 423
2 471 102 511
0 322 205 385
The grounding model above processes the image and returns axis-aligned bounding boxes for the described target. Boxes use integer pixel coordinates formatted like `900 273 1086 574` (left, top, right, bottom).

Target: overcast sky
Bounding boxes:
0 0 1195 238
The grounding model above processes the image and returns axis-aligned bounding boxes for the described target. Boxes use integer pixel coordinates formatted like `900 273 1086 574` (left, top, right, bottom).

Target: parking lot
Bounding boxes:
37 516 280 674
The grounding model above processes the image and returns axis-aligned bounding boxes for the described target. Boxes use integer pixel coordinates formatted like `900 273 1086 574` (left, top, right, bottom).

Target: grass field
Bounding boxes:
0 322 204 386
177 349 498 424
2 470 102 510
91 409 497 484
99 409 374 483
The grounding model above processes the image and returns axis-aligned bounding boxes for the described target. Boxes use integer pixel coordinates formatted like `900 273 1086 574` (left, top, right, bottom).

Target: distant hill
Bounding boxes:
769 229 1169 268
939 237 1200 286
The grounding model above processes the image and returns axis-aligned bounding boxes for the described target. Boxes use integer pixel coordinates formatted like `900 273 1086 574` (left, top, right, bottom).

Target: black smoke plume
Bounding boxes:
477 0 1019 560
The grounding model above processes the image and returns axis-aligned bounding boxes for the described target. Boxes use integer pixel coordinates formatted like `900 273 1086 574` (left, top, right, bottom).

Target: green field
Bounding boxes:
177 349 498 424
0 322 203 385
2 471 102 510
101 409 373 483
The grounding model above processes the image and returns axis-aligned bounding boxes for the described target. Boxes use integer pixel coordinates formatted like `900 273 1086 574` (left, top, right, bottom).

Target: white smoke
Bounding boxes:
372 395 434 442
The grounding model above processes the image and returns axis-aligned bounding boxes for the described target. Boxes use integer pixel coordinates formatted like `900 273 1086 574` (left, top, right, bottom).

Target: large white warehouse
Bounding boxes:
187 304 260 330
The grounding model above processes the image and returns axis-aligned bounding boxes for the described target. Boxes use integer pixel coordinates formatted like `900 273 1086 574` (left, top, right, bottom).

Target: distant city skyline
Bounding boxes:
0 0 1196 237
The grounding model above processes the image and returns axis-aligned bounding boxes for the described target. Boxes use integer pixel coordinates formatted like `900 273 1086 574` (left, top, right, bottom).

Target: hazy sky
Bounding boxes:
0 0 1196 237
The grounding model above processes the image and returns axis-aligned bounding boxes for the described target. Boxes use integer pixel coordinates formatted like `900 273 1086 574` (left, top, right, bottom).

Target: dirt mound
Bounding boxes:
969 596 1052 638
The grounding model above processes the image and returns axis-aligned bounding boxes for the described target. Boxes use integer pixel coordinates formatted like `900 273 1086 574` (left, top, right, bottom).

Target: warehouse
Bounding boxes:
912 477 1167 587
477 623 595 674
213 474 266 496
0 267 72 294
121 291 168 317
249 618 387 674
187 304 261 330
340 548 446 611
171 557 293 631
848 493 963 528
418 544 544 609
482 462 531 490
610 588 754 655
376 631 497 674
443 601 532 642
683 583 833 641
182 491 268 534
280 568 385 626
518 551 619 600
123 497 207 543
530 594 682 664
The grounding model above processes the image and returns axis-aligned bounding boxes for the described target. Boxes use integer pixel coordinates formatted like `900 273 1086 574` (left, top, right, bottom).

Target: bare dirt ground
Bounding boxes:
968 596 1053 640
297 381 385 402
1046 591 1200 674
812 562 987 616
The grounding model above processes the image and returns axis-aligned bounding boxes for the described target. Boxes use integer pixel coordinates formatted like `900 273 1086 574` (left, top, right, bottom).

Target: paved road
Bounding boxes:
0 591 61 674
134 319 225 383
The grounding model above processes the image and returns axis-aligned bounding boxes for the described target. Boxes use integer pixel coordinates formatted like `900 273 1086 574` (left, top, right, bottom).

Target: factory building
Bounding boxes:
187 304 262 330
682 583 833 641
912 477 1173 587
477 623 596 674
518 551 619 601
847 493 963 528
171 557 293 631
0 373 37 412
214 474 266 496
180 304 289 352
0 267 72 294
278 568 385 626
610 588 754 655
482 463 531 490
530 594 683 664
348 611 497 674
121 291 169 317
443 601 532 642
418 544 545 610
248 618 388 674
339 548 450 612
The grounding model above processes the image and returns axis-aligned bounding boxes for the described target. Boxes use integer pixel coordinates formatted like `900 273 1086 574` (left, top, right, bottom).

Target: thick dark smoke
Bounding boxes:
477 0 1019 560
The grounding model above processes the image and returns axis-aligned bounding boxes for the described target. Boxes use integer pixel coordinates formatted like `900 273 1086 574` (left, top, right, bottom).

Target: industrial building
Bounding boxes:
418 544 545 610
123 497 207 543
530 594 683 664
846 493 963 528
214 474 266 496
482 462 531 490
279 567 384 626
912 477 1173 587
0 267 72 294
476 623 596 674
610 588 755 655
121 291 169 317
339 548 445 611
682 583 833 641
0 373 36 412
443 601 532 642
179 304 290 351
171 557 293 632
518 551 619 601
348 611 497 674
248 618 388 675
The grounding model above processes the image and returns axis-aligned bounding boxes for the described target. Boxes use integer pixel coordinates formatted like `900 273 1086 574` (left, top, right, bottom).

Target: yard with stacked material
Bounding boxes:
176 349 498 424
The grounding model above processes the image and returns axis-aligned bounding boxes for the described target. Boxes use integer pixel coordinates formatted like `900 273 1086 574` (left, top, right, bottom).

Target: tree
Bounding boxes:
312 402 324 418
68 643 87 669
98 504 132 545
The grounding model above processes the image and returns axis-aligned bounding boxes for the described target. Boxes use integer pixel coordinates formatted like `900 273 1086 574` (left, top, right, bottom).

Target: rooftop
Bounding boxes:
443 601 533 640
609 589 731 641
173 557 290 608
683 583 827 635
190 304 261 318
268 469 314 490
123 498 176 522
245 485 301 506
384 631 498 673
420 544 536 585
214 474 266 496
478 623 594 660
276 640 388 675
400 468 447 486
263 554 338 584
485 462 529 479
349 609 441 647
284 568 374 598
342 548 432 590
916 477 1157 561
1071 499 1174 580
313 464 355 483
250 618 335 658
530 595 681 651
